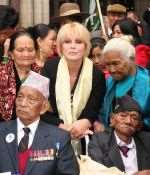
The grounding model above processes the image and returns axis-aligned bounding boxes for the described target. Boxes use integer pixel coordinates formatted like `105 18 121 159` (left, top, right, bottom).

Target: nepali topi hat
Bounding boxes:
21 71 50 99
113 95 142 114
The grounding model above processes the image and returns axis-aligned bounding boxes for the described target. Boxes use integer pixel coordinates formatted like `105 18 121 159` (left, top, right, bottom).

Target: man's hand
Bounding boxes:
93 120 105 133
70 119 92 139
58 123 72 132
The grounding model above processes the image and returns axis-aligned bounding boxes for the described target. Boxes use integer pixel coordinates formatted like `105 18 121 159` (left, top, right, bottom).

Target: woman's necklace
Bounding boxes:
20 77 27 83
17 67 30 84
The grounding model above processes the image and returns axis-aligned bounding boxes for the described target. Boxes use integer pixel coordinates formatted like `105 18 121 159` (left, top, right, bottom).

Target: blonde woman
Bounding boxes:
42 22 106 154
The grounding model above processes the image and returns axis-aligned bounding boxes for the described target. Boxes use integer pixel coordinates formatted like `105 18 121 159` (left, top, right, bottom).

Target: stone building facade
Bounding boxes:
0 0 149 27
0 0 49 27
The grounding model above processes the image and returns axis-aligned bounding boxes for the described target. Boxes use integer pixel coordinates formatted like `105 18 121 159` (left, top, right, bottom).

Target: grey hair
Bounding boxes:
103 38 135 61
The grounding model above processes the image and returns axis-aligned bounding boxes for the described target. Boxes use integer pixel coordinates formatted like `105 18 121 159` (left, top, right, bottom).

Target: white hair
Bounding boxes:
103 38 135 61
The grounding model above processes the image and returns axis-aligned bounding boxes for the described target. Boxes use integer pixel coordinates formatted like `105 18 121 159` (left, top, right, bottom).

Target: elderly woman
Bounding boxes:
0 30 37 121
99 37 150 131
42 22 106 154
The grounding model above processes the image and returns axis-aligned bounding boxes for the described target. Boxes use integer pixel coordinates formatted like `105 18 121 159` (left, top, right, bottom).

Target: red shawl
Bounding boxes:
0 59 16 120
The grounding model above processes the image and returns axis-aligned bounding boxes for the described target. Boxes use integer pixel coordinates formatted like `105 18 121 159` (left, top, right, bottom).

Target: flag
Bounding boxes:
84 0 101 32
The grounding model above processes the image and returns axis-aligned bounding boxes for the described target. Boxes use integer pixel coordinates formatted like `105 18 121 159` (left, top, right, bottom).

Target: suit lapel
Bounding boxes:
135 136 150 170
4 120 18 172
108 133 125 171
25 121 50 175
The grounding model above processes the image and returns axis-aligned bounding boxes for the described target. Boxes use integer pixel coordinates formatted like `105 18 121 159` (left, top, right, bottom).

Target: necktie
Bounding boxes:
118 145 130 157
18 127 30 152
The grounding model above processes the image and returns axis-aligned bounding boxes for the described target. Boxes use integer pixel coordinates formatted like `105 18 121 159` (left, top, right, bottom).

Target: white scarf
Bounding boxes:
55 56 93 125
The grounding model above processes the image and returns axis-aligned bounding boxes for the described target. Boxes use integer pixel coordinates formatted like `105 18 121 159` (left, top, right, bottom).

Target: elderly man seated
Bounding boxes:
0 71 79 175
89 95 150 175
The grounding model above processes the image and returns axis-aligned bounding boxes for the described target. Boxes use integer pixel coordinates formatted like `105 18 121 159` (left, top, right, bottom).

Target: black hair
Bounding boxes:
67 15 83 23
27 23 57 41
112 18 141 45
91 37 106 50
9 30 38 52
143 9 150 26
89 37 106 58
0 5 19 30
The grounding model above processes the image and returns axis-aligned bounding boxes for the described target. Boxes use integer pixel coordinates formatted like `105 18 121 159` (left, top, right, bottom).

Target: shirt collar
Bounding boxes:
114 131 136 149
17 118 40 136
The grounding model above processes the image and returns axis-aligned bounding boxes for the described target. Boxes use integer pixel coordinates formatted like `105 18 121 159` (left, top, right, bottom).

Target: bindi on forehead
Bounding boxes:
15 40 35 49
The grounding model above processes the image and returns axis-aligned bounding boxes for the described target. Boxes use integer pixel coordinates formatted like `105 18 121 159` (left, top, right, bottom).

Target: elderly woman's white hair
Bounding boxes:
103 37 135 61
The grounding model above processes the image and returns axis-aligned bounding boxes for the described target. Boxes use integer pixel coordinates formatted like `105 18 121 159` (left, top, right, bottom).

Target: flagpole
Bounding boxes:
95 0 108 40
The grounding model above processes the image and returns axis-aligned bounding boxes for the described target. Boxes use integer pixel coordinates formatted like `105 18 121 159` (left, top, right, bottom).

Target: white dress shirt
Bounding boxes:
114 131 138 174
17 118 39 148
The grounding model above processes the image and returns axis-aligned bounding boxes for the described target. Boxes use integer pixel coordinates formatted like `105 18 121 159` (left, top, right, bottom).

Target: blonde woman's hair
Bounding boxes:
57 22 91 57
103 37 135 61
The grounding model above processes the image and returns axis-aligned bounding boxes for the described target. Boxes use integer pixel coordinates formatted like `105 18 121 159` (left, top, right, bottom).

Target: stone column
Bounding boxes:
20 0 34 27
0 0 9 5
34 0 42 24
10 0 20 12
34 0 49 24
42 0 50 24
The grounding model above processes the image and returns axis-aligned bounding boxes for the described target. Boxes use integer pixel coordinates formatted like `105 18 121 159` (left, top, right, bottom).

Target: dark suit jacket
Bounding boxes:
0 120 79 175
42 58 106 124
88 129 150 171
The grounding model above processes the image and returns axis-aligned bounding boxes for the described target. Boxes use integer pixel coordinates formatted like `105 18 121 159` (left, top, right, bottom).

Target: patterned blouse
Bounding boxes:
0 59 17 120
0 58 40 121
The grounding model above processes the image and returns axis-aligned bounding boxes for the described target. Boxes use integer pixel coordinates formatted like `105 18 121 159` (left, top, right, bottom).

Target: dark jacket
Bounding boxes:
42 58 106 125
0 120 79 175
88 128 150 171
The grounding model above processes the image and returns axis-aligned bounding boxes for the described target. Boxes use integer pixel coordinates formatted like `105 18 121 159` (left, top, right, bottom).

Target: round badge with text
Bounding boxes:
6 133 15 143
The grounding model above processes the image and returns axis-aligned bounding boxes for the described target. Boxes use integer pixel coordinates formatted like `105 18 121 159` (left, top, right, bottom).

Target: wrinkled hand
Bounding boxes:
70 119 92 139
58 123 72 132
93 121 105 133
3 38 10 57
133 170 150 175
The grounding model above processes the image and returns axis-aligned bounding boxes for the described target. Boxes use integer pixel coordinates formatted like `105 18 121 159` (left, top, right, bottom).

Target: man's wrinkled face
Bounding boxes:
107 12 126 27
16 86 46 125
111 111 140 137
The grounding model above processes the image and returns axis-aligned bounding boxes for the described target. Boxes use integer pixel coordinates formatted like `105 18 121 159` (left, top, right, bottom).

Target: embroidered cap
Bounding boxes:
22 71 50 99
114 95 142 114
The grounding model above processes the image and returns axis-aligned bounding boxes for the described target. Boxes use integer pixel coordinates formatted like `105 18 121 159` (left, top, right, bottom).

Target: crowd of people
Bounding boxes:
0 2 150 175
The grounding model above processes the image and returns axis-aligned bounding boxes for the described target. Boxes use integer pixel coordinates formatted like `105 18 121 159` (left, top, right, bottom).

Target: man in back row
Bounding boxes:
89 95 150 175
0 71 79 175
104 3 126 38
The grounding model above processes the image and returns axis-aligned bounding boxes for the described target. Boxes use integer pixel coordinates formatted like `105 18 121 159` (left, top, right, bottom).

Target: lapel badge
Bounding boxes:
56 142 60 157
6 133 15 143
